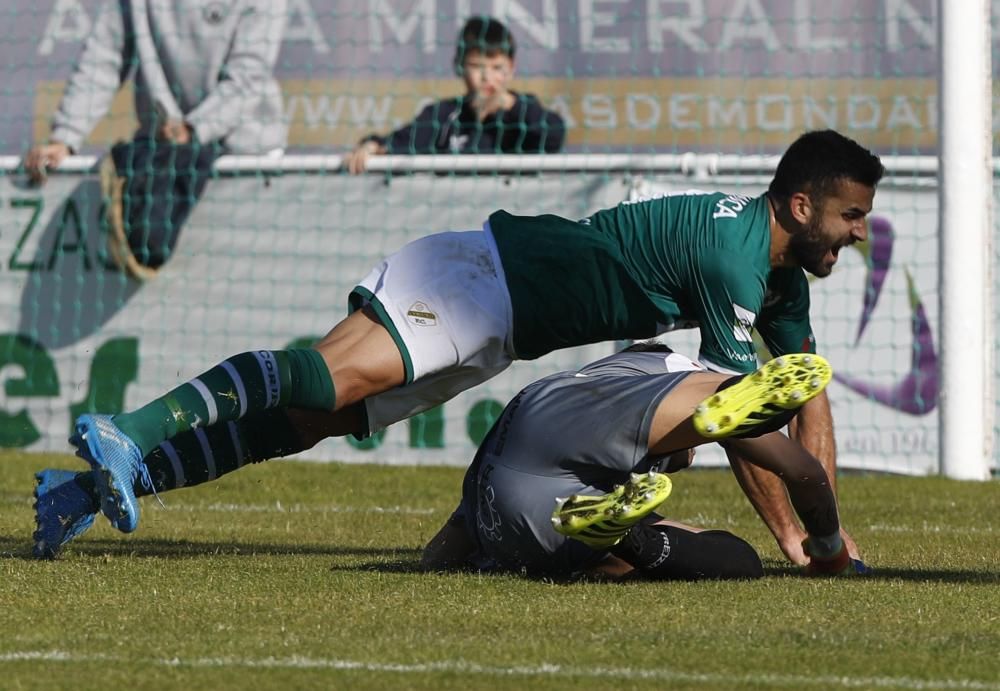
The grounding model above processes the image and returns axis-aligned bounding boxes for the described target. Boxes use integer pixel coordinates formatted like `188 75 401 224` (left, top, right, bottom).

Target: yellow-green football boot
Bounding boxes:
693 353 832 440
551 471 672 549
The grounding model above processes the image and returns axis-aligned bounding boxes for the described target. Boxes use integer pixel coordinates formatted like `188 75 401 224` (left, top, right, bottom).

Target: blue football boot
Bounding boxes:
73 414 150 533
33 469 98 559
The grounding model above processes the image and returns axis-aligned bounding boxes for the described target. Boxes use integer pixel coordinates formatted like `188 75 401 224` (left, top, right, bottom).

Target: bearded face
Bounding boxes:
788 209 835 277
786 180 876 278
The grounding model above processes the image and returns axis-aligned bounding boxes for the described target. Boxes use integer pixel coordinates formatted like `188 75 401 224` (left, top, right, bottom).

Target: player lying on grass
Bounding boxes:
33 129 882 563
421 344 860 579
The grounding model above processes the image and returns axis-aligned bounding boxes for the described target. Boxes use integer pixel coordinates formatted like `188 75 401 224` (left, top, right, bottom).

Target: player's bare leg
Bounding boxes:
312 306 406 407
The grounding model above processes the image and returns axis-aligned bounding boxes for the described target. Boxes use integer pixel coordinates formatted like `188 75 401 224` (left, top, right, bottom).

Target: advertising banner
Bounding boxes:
1 0 965 155
0 168 954 473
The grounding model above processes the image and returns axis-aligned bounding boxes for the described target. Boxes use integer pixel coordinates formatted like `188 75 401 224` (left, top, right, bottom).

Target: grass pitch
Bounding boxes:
1 450 998 691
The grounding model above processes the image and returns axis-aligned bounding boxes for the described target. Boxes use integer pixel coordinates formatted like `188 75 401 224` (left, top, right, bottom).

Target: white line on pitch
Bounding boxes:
158 502 436 515
865 523 997 534
0 493 435 515
0 651 997 690
1 492 995 531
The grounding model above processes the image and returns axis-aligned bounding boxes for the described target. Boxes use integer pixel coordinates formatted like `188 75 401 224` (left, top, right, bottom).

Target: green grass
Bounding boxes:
1 450 998 691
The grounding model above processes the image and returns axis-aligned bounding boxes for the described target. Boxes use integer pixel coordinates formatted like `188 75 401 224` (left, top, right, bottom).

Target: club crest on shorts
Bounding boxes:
406 302 437 327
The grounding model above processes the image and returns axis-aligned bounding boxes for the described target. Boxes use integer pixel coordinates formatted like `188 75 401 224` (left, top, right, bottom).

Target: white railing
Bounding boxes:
0 152 994 479
0 153 988 176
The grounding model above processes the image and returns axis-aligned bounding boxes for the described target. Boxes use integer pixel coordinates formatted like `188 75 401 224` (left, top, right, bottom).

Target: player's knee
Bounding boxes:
663 448 695 472
691 530 764 579
317 311 407 406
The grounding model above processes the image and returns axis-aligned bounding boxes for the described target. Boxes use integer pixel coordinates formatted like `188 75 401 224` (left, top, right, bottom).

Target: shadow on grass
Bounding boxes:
0 535 421 561
764 564 1000 584
7 535 995 585
331 560 1000 585
329 559 426 575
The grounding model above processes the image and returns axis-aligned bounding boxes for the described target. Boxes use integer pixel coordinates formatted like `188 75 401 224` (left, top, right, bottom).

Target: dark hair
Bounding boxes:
622 341 673 354
454 16 516 70
768 130 885 203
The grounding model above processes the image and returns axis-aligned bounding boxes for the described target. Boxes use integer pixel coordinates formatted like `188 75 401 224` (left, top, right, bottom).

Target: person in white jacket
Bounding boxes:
23 0 288 278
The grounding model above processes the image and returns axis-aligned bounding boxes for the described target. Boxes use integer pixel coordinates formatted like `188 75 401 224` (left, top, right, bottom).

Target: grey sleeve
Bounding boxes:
50 0 130 151
185 0 288 144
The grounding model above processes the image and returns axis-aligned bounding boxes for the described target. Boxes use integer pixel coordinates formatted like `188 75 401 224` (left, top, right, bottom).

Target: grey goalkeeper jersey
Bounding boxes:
478 349 694 482
461 348 696 574
51 0 288 153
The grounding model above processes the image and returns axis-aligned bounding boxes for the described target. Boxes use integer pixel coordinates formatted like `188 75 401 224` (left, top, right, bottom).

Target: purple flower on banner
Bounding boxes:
855 216 894 345
833 217 939 415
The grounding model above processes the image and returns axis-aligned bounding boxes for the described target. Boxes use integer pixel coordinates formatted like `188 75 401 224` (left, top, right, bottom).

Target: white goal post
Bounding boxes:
938 0 994 480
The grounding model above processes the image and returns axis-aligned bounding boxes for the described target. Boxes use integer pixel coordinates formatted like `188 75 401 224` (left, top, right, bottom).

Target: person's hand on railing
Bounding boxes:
159 120 194 145
23 141 72 185
343 141 385 175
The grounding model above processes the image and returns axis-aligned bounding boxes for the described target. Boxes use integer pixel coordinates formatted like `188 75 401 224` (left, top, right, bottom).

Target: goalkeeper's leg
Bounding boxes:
611 518 764 580
692 354 832 440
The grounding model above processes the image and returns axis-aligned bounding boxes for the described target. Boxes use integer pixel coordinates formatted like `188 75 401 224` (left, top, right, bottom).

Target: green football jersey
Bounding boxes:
488 191 815 373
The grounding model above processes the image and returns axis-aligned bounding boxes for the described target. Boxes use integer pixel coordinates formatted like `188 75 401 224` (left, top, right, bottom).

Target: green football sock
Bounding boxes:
72 409 309 501
137 409 308 495
113 348 334 457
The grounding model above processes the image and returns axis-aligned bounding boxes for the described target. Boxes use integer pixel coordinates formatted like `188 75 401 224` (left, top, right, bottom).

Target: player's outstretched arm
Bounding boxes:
789 392 861 559
720 399 860 565
726 451 809 565
723 432 853 575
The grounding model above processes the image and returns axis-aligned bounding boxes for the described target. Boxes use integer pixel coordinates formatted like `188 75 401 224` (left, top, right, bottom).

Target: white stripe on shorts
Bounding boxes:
189 379 218 425
161 441 186 488
221 361 248 417
194 428 217 481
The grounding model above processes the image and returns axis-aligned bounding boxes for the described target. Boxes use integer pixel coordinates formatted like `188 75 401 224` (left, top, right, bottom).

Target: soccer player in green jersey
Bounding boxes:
35 129 883 565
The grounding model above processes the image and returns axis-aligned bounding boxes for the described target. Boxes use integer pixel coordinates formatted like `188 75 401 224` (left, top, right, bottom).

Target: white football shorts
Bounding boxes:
349 226 514 436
